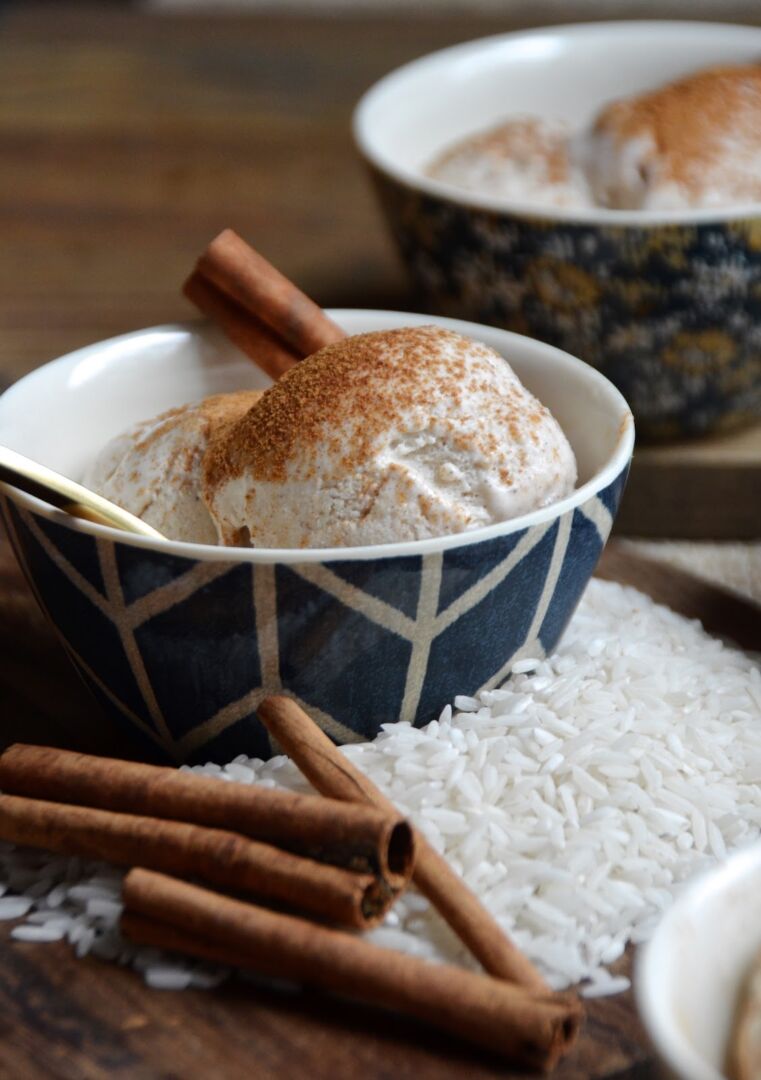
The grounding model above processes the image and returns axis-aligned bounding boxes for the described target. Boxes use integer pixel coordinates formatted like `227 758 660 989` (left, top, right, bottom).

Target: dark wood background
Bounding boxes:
0 5 759 1078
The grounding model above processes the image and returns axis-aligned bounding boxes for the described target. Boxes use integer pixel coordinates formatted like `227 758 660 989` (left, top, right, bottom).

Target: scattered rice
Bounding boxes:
144 966 195 991
0 896 34 920
0 579 759 1000
10 923 66 942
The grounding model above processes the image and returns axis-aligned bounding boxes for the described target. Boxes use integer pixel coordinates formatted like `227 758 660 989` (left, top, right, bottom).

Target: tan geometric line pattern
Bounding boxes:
175 686 268 760
60 639 170 757
20 509 111 618
291 562 416 640
96 539 174 752
2 503 167 756
578 496 613 544
479 638 547 697
478 512 572 694
253 563 281 689
399 552 443 724
16 508 247 756
286 524 551 659
176 686 363 760
432 521 552 636
9 495 582 755
525 511 572 644
125 561 236 629
253 563 284 757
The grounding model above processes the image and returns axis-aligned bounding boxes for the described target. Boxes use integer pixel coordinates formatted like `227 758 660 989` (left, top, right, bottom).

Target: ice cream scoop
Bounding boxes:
85 390 262 544
576 65 761 210
203 326 577 549
427 118 593 208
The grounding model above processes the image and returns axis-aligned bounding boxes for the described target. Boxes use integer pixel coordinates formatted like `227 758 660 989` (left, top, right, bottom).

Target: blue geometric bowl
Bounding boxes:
354 22 761 441
0 312 633 764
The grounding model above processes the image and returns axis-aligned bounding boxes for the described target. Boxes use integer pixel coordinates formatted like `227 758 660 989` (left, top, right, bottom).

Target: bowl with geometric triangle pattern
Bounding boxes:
0 311 633 764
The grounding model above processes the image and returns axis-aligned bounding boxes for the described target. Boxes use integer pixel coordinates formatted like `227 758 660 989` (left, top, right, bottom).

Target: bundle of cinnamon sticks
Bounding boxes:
0 741 413 929
0 696 583 1071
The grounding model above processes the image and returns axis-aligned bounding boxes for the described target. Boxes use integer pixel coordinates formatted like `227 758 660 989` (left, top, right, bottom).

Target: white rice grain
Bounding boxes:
0 579 757 1000
0 896 34 920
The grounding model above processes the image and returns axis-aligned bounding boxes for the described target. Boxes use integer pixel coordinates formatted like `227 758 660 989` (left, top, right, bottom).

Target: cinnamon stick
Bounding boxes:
122 869 582 1072
191 228 345 359
257 695 549 992
0 793 393 928
183 271 299 380
0 744 413 888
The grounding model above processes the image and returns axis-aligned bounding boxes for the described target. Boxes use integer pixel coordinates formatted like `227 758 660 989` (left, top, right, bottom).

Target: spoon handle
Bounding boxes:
0 445 164 540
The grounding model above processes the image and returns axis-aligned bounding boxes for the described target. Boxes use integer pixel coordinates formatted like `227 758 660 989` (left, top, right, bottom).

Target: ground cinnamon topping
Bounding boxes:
127 391 261 462
593 65 761 192
204 326 553 492
430 118 572 184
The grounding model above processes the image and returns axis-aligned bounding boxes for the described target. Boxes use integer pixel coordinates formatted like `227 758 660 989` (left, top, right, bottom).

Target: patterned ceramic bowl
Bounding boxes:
354 22 761 441
0 312 632 764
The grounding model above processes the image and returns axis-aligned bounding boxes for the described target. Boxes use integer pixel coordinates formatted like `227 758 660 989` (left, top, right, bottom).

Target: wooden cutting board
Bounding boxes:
615 422 761 540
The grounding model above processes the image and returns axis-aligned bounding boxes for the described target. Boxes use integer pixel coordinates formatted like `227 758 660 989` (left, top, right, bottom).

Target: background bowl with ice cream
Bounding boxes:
637 841 761 1080
0 312 632 764
354 21 761 441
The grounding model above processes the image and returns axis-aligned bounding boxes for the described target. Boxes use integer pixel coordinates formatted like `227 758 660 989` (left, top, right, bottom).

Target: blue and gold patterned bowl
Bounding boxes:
0 312 632 763
354 21 761 441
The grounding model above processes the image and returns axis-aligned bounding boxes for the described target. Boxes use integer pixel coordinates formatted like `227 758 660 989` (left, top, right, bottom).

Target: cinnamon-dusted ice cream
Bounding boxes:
85 390 261 544
427 119 593 209
576 65 761 210
426 63 761 211
203 327 576 549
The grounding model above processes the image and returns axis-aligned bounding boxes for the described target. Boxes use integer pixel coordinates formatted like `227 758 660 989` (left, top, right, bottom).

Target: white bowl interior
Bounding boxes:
0 324 272 484
355 21 761 222
0 311 626 485
638 843 761 1080
0 311 632 559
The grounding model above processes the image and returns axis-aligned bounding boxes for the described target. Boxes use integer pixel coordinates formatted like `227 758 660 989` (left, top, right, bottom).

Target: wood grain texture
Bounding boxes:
0 4 758 1078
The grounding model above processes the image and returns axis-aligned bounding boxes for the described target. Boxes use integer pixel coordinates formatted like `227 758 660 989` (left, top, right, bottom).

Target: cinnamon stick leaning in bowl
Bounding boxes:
184 228 345 377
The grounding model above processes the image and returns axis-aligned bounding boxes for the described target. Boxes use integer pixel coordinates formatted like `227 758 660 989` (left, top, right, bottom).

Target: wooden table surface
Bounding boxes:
0 6 759 1079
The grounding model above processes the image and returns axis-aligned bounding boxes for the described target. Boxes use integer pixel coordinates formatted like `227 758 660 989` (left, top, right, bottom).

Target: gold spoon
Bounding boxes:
0 445 165 540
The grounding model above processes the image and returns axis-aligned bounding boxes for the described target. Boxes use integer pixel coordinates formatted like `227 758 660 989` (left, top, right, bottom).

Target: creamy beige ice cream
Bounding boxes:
203 326 577 549
85 390 261 544
576 65 761 210
426 64 761 212
427 118 594 209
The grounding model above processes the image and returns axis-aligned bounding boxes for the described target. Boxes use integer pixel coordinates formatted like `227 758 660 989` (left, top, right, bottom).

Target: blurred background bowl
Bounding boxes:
637 841 761 1080
0 311 632 764
354 21 761 441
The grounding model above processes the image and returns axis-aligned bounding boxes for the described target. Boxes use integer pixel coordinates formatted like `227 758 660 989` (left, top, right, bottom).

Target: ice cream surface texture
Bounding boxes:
427 118 593 209
85 390 262 544
578 65 761 210
427 63 761 211
204 327 577 549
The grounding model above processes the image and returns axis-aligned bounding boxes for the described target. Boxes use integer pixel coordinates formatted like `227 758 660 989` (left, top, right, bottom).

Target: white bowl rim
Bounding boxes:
353 19 761 228
635 842 761 1080
0 312 634 565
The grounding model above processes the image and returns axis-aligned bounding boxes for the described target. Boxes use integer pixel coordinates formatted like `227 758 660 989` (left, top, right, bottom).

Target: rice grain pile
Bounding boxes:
1 578 759 996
